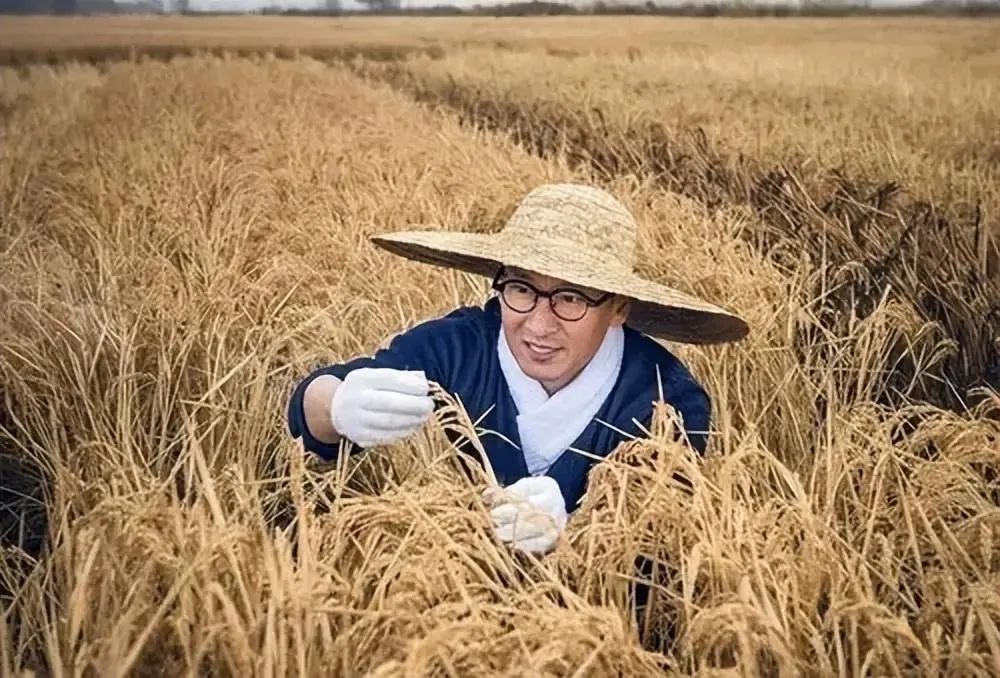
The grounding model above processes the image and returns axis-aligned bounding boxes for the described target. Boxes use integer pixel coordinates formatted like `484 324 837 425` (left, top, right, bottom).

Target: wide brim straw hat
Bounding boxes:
370 183 749 344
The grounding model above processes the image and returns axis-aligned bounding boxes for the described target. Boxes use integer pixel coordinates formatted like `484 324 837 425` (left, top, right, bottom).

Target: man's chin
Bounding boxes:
521 363 567 387
512 347 570 385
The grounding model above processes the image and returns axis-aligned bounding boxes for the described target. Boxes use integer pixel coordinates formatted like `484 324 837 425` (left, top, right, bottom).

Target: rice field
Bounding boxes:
1 16 999 677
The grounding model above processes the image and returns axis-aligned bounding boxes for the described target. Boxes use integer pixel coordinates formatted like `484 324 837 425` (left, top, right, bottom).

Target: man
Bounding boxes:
287 183 748 555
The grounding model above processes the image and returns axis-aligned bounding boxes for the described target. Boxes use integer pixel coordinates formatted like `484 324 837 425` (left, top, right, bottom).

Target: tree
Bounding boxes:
2 0 51 13
355 0 402 11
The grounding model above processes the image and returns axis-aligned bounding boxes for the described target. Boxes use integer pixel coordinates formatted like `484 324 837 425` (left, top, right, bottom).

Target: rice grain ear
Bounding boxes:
427 380 500 489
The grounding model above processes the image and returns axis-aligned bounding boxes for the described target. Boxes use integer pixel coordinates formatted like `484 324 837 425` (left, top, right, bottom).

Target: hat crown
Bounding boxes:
368 181 750 344
503 184 637 264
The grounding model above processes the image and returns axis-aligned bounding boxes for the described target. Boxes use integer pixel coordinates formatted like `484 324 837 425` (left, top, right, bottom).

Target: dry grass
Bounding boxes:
0 15 996 56
2 16 995 402
350 28 999 406
2 17 997 191
0 22 999 678
387 37 1000 213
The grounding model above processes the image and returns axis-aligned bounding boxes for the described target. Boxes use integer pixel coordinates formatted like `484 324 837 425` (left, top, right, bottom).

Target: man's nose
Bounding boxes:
525 298 560 334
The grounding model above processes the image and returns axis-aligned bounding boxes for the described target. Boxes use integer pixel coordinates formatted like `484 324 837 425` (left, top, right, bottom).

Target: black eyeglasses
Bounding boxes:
491 266 613 322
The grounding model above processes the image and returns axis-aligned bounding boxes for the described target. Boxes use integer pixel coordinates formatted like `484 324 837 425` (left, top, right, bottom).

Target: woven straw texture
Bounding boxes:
371 183 749 344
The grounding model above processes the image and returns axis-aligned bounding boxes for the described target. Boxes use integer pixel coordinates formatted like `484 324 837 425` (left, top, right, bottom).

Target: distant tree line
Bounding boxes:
3 0 79 13
1 0 161 13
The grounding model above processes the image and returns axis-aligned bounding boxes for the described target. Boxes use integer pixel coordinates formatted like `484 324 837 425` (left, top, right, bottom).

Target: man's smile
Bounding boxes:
524 339 561 360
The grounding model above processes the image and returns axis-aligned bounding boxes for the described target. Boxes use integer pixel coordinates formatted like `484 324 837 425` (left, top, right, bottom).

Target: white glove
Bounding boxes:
485 476 568 554
329 368 434 448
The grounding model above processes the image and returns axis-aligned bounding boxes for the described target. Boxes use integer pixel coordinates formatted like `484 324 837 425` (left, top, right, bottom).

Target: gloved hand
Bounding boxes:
485 476 568 554
329 368 435 448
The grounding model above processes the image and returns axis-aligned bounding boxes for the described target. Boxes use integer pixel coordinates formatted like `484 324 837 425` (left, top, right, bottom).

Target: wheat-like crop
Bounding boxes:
0 29 998 677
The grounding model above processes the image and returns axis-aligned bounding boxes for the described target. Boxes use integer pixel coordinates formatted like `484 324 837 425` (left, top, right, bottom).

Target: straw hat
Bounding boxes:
371 183 749 344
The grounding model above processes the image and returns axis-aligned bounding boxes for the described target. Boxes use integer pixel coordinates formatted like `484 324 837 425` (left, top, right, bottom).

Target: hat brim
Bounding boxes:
370 230 749 345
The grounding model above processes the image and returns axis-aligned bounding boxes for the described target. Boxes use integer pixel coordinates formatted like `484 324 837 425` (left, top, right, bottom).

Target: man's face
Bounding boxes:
497 266 630 394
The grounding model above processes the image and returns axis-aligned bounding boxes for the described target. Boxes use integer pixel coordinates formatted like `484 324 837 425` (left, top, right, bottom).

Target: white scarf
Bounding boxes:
497 324 625 476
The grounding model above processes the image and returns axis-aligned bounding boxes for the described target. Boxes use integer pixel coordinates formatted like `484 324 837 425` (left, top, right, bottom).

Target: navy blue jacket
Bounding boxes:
287 297 710 512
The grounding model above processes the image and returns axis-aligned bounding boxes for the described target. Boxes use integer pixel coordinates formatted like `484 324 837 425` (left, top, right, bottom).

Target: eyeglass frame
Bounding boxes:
490 265 614 322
